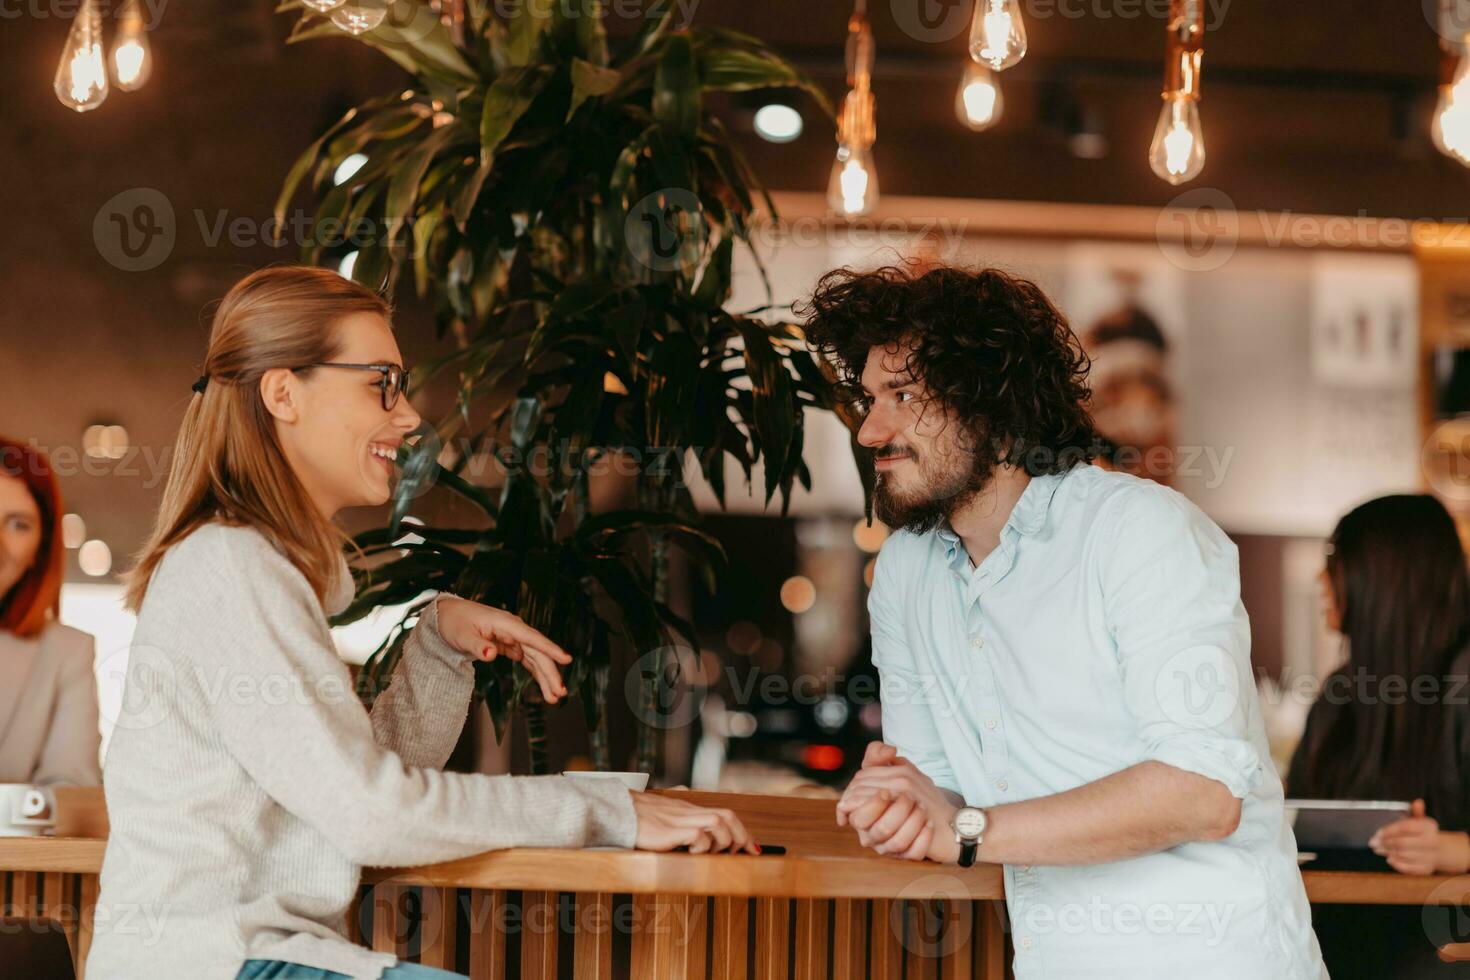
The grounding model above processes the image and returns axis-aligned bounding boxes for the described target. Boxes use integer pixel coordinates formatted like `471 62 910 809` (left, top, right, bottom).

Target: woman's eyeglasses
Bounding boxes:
296 362 411 411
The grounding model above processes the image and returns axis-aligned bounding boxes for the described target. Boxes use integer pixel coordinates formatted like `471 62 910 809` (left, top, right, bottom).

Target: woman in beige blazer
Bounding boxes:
0 437 100 786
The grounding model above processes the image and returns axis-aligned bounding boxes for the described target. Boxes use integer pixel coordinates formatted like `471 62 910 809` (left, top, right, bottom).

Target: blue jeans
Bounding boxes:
236 959 467 979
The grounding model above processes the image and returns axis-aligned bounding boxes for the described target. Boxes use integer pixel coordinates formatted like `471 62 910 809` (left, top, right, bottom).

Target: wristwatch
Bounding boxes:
951 806 988 868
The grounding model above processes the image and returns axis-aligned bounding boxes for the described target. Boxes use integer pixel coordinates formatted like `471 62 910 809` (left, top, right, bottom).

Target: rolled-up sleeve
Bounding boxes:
869 540 962 797
1101 485 1263 800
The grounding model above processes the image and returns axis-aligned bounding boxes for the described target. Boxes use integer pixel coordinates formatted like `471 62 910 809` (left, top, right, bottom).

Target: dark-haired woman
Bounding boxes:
1287 493 1470 979
0 437 100 787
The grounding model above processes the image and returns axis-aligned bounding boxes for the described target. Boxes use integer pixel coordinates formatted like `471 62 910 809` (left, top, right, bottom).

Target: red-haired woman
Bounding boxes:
0 438 100 786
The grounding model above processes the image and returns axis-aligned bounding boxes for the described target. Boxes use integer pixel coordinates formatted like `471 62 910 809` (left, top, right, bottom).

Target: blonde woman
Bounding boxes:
87 267 753 980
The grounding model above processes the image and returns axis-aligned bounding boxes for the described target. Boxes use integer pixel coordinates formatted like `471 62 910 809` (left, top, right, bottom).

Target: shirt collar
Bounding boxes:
935 469 1069 565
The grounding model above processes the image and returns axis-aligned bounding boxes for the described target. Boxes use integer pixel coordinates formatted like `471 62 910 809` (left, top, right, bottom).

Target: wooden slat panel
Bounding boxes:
466 890 506 980
976 900 1006 980
572 892 613 980
793 898 829 980
830 898 866 980
418 886 457 970
41 871 65 919
630 893 708 978
76 874 99 980
520 890 557 980
58 873 83 979
904 900 938 980
709 897 749 980
630 893 697 978
869 898 902 980
941 900 974 980
15 870 41 917
369 882 407 957
754 897 790 980
682 899 711 980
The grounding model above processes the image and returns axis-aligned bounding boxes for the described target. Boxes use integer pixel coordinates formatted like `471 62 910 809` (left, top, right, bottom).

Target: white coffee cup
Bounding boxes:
0 784 57 837
562 770 649 792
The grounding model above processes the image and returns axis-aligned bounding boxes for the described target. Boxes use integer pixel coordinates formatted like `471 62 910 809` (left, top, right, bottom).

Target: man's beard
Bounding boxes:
871 439 997 534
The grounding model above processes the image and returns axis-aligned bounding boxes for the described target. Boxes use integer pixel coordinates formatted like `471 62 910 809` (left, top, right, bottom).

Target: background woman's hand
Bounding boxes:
434 596 570 704
1370 799 1440 875
630 792 759 854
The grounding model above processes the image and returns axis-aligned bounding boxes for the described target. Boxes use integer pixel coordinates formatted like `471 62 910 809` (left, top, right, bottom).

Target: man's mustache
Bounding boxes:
875 444 915 462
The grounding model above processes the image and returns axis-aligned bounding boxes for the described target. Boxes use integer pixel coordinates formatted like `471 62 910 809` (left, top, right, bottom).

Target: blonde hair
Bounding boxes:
125 266 392 612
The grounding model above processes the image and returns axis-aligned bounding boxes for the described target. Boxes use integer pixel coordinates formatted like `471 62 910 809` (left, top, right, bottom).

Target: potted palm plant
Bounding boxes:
274 0 850 775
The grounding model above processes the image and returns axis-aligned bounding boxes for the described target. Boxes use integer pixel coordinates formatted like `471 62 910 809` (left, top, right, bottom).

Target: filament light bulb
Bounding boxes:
956 62 1003 131
1435 42 1470 164
827 145 878 217
1149 95 1205 185
110 0 152 91
969 0 1027 72
54 0 108 112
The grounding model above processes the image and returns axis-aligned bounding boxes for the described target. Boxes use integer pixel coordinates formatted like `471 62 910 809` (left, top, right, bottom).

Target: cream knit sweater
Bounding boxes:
86 522 637 980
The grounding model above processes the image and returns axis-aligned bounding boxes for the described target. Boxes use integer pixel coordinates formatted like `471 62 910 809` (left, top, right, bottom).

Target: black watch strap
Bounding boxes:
958 840 978 868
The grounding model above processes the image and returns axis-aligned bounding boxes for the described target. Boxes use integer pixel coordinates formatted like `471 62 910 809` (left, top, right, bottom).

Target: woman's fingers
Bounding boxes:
501 638 568 702
701 815 734 853
629 794 760 856
494 617 573 664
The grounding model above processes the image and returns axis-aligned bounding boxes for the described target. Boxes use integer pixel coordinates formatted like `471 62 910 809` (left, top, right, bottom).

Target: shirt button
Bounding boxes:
1020 937 1033 950
970 635 985 650
985 719 998 730
996 779 1008 791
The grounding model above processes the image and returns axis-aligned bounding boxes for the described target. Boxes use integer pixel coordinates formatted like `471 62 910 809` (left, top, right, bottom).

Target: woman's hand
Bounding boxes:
1370 799 1440 875
630 792 759 855
434 596 570 704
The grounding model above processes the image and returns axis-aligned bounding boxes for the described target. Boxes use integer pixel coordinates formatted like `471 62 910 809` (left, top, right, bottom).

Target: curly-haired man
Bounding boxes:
802 264 1325 979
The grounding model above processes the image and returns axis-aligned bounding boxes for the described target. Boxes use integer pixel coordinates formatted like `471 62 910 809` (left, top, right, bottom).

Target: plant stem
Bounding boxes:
525 702 550 776
634 472 674 776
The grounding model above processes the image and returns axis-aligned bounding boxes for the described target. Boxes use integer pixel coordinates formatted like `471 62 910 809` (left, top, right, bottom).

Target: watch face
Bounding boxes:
954 807 987 838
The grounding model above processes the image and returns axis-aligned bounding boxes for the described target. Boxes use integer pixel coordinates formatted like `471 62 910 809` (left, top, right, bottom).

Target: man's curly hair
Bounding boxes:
798 263 1099 476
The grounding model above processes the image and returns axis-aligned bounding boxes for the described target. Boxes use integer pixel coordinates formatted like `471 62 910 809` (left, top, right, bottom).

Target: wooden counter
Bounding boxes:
3 790 1467 979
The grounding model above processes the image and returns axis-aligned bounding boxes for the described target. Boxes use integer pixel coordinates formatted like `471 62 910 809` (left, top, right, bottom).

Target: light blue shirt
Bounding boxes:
869 464 1326 979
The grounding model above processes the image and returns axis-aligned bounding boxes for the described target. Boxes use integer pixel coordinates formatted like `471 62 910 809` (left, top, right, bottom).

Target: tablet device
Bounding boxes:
1284 799 1412 850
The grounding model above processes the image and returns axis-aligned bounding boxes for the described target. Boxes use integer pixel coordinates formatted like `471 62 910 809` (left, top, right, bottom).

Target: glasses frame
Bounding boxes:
296 362 411 411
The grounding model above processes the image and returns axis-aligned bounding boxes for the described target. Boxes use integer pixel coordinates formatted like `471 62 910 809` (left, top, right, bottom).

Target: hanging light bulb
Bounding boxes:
302 0 348 10
53 0 108 112
968 0 1026 72
110 0 153 92
1149 96 1205 184
331 0 388 35
955 61 1003 131
1149 0 1206 185
829 1 879 217
1434 34 1470 164
827 145 879 217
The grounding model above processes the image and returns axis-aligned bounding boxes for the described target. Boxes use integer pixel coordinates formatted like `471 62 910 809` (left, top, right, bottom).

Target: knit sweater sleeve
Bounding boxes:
368 595 475 770
178 527 637 865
